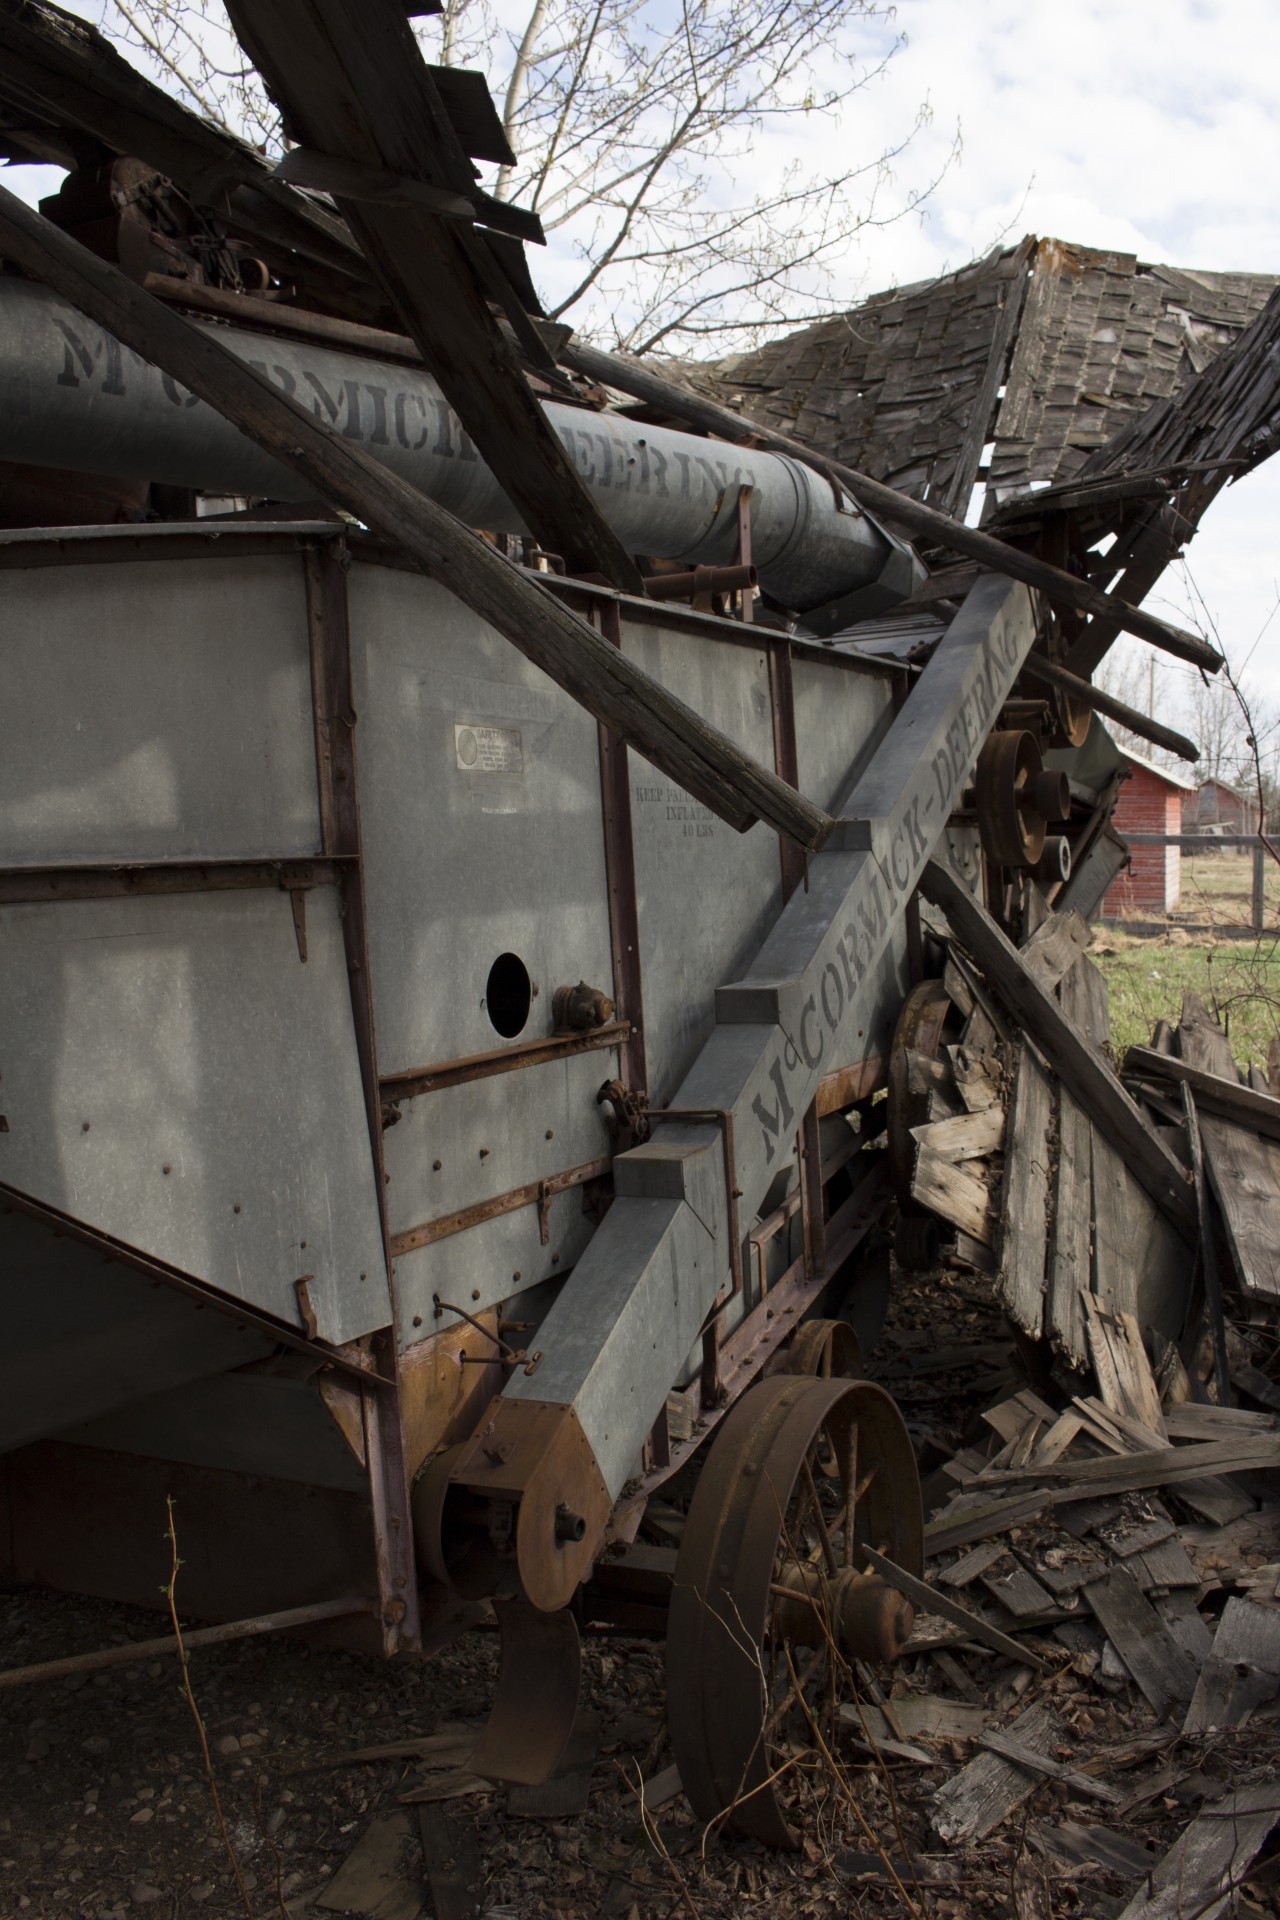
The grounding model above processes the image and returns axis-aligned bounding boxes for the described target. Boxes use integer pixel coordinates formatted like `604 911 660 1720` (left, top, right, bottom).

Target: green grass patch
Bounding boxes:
1094 932 1280 1071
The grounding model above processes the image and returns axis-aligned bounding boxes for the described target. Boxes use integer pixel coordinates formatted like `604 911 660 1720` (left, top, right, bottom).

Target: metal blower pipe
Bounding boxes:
0 278 920 613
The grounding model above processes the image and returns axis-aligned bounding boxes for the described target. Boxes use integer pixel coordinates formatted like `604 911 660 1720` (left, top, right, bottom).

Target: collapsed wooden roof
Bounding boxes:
693 237 1278 516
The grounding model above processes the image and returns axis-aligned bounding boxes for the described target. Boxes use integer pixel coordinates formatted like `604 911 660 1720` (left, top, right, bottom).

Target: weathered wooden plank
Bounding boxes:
1081 1294 1166 1437
1115 1779 1280 1920
977 1729 1125 1806
947 1043 1002 1113
998 1046 1054 1337
0 182 832 853
931 1702 1062 1844
1178 995 1280 1301
1126 1043 1280 1144
1182 1597 1280 1734
922 863 1195 1235
1084 1565 1199 1718
417 1803 483 1920
1047 1086 1092 1363
910 1106 1005 1162
222 0 643 590
912 1147 995 1243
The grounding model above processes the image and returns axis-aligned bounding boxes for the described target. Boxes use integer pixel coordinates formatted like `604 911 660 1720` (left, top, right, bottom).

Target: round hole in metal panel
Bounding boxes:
486 952 532 1038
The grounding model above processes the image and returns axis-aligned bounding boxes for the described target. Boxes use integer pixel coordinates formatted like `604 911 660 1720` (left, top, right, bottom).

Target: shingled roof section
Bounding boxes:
694 238 1277 515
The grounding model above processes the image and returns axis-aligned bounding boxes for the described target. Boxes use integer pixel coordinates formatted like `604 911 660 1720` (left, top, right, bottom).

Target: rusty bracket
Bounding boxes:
433 1295 542 1376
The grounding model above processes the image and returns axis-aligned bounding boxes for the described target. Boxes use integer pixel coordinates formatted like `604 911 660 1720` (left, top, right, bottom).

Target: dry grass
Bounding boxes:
1092 925 1280 1069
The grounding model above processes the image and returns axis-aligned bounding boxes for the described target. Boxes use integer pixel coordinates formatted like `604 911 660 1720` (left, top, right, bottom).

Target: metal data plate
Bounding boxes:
347 564 614 1075
0 553 321 864
620 619 782 1108
0 887 388 1346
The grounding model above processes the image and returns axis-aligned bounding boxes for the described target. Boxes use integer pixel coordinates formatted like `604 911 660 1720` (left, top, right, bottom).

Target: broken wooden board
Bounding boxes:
1082 1293 1167 1438
930 1701 1061 1844
910 1106 1005 1162
912 1148 995 1244
997 1045 1054 1339
1182 1596 1280 1734
1115 1778 1280 1920
418 1803 482 1920
1179 992 1280 1302
976 1728 1125 1806
1084 1564 1199 1719
921 863 1195 1235
317 1811 420 1920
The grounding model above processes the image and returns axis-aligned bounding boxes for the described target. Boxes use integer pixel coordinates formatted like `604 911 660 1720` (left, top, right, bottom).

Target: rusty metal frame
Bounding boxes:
0 523 342 571
302 537 421 1656
381 1021 629 1105
607 1158 891 1543
596 598 649 1098
389 1155 612 1258
0 858 347 906
0 1596 374 1691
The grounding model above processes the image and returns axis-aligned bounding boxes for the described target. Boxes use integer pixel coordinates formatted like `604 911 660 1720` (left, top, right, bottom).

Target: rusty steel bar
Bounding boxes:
0 858 347 905
389 1156 612 1258
597 599 650 1096
381 1021 629 1105
0 1597 374 1690
643 564 758 603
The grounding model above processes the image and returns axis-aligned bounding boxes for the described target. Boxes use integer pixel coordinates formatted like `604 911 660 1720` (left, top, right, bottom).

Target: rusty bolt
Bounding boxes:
471 1289 481 1301
162 1164 171 1175
513 1270 521 1282
545 1128 554 1140
233 1203 241 1214
412 1315 422 1328
554 1508 586 1544
433 1159 442 1171
81 1121 91 1132
551 1254 560 1266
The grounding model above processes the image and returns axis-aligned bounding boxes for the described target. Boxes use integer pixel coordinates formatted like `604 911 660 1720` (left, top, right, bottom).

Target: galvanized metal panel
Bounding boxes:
621 618 782 1108
383 1048 615 1235
0 552 321 864
0 1206 274 1454
0 888 388 1345
791 655 896 813
348 565 614 1074
393 1183 599 1341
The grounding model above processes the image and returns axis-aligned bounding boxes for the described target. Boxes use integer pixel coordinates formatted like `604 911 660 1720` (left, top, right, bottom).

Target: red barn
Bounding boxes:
1102 750 1197 918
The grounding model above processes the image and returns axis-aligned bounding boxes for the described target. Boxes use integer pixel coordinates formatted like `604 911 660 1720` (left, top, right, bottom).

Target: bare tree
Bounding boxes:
91 0 955 353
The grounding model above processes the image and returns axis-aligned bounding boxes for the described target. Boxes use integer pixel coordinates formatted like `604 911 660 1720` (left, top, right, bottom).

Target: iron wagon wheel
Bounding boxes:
886 977 960 1206
666 1374 922 1849
780 1317 861 1380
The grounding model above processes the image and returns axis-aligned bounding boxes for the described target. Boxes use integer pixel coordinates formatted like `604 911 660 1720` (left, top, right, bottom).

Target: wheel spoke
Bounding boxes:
842 1420 859 1569
800 1453 838 1577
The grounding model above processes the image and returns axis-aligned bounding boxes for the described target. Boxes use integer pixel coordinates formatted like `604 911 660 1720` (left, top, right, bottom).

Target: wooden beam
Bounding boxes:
919 862 1196 1235
559 340 1222 673
1019 652 1200 763
0 0 361 281
1125 1045 1280 1143
221 0 642 592
0 183 832 853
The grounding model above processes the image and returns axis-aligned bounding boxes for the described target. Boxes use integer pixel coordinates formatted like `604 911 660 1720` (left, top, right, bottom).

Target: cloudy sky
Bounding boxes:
755 0 1280 718
4 0 1277 723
